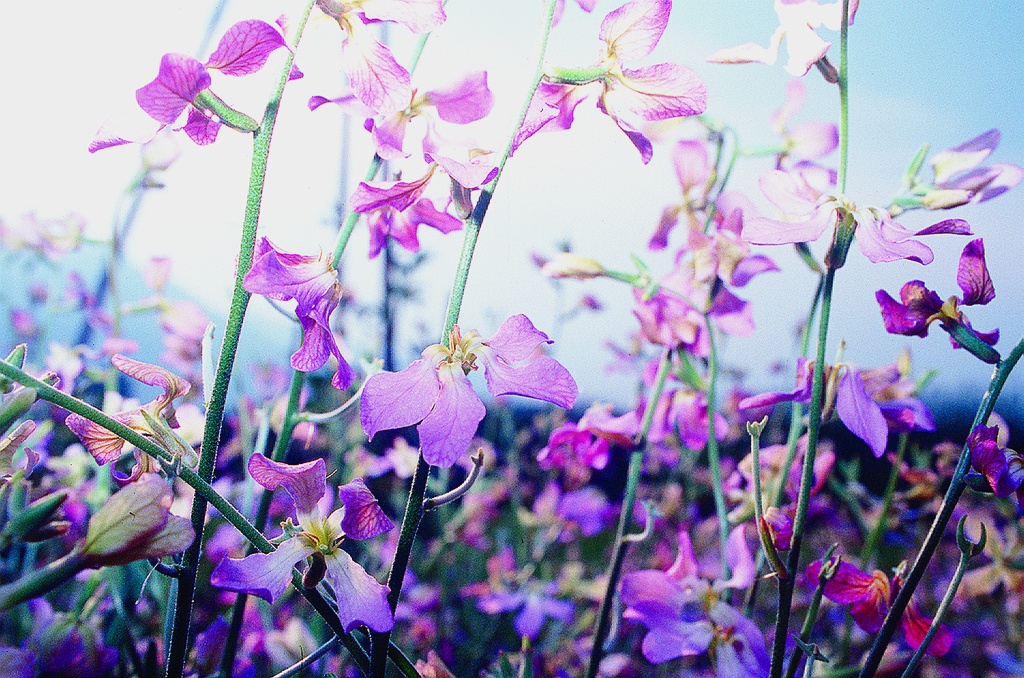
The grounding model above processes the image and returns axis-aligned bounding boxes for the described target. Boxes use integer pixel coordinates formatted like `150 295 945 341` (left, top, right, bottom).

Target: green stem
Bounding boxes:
837 0 850 195
368 4 560 676
270 636 340 678
217 371 305 678
704 315 730 577
859 433 908 569
585 347 674 678
783 554 834 678
332 154 384 268
858 335 1024 678
161 5 317 673
769 267 837 678
898 548 970 677
0 550 86 610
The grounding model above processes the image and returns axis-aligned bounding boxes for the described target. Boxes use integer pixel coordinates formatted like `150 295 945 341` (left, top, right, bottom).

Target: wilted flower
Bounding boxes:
967 425 1024 503
922 129 1024 209
360 315 577 468
210 454 395 632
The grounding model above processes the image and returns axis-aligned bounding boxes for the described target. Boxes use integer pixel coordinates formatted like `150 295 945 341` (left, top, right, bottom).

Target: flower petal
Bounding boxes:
836 369 888 457
358 0 446 33
337 478 394 540
248 453 327 516
341 20 411 115
426 71 494 124
957 238 995 306
417 364 485 468
136 54 211 124
599 0 671 62
325 549 393 632
205 20 287 76
360 355 441 439
210 538 313 603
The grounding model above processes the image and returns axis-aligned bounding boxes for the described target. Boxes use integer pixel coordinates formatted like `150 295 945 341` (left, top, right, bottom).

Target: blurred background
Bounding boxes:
1 0 1022 423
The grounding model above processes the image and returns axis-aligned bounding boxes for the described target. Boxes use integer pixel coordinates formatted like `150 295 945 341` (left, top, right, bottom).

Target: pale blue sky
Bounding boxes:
1 0 1021 413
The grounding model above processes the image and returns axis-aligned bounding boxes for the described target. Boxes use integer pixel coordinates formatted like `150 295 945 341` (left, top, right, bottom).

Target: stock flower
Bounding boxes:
360 315 577 468
312 71 495 160
743 169 972 265
65 355 192 465
739 358 889 457
966 425 1024 503
210 453 395 632
315 0 446 114
514 0 707 163
923 129 1024 209
804 559 952 656
91 20 288 151
876 238 999 362
621 527 768 676
243 237 354 389
707 0 859 77
771 79 839 161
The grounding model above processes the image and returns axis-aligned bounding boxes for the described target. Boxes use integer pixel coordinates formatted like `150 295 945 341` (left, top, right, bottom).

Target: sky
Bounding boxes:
1 0 1022 418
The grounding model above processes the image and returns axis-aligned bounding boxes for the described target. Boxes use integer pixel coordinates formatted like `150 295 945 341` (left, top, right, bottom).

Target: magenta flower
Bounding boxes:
349 168 465 259
314 0 446 114
707 0 859 76
805 559 952 656
876 238 999 363
210 453 394 632
91 20 288 151
243 238 354 389
967 425 1024 502
514 0 707 163
742 169 972 265
360 315 577 468
621 527 767 675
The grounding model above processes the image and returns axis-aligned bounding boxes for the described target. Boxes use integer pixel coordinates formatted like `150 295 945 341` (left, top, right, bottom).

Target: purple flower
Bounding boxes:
876 238 999 362
514 0 707 163
738 359 889 457
210 453 395 632
91 20 287 151
360 315 577 468
771 79 839 161
967 425 1024 502
243 237 354 389
924 129 1024 208
314 0 446 114
743 169 972 265
707 0 859 77
621 527 768 676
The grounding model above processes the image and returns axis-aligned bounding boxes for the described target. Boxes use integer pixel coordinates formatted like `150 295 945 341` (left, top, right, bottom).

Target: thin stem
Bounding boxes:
704 315 730 577
163 5 317 673
783 551 835 678
369 3 560 676
769 267 836 678
858 336 1024 678
898 549 969 677
837 0 850 195
331 154 383 268
586 348 674 678
270 636 341 678
859 433 908 569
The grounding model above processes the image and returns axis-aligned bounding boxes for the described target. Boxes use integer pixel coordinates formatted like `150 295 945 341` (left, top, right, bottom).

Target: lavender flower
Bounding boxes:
243 237 354 388
360 315 577 468
210 453 395 632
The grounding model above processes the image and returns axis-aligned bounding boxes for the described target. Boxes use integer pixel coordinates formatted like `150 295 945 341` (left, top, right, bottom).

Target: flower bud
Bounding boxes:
921 188 972 210
541 253 606 280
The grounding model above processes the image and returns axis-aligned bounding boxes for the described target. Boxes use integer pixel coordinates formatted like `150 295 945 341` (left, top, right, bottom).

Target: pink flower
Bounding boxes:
314 0 446 114
360 315 577 468
244 238 354 388
514 0 706 163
